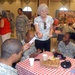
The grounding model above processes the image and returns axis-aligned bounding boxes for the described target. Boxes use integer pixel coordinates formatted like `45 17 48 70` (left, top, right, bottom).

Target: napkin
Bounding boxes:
70 68 75 74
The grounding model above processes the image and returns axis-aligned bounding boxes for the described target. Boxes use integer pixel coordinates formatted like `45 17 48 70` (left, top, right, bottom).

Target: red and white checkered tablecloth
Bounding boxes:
16 52 75 75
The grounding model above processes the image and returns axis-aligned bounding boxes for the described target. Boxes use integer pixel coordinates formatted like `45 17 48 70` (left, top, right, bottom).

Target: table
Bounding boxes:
16 52 75 75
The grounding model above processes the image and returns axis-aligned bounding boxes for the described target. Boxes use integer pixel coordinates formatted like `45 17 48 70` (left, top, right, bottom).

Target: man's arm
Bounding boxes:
24 15 29 24
29 49 42 58
54 42 63 54
72 44 75 57
22 43 31 52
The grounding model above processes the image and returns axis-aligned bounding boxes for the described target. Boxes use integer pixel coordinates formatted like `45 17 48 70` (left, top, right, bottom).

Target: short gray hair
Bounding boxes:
38 3 49 15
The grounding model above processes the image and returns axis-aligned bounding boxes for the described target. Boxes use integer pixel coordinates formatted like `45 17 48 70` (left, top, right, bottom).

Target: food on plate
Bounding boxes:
40 56 60 68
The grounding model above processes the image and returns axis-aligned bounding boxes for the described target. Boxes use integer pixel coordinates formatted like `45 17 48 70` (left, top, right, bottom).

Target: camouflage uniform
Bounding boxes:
16 14 28 41
21 40 36 61
0 63 18 75
58 41 75 58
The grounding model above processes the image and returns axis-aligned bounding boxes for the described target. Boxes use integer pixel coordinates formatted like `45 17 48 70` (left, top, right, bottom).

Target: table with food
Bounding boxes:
16 51 75 75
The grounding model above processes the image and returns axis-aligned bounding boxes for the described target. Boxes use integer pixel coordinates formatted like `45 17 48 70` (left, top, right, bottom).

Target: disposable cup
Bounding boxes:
42 54 48 61
29 58 34 66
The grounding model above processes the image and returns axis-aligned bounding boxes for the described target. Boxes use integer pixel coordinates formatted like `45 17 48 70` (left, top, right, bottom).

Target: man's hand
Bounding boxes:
30 49 42 58
37 49 42 53
23 43 31 52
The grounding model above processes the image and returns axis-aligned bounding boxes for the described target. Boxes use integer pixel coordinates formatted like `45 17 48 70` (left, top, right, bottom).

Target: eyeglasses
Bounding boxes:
44 22 46 29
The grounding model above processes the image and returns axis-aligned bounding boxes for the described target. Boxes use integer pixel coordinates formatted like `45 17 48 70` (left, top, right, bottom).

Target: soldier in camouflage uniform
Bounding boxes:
16 8 28 41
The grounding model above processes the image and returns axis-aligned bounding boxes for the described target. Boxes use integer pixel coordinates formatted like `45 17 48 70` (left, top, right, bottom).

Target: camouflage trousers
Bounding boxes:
16 31 26 41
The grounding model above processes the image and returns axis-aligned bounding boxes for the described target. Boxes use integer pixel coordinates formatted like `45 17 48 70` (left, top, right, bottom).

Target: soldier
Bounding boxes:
16 8 28 41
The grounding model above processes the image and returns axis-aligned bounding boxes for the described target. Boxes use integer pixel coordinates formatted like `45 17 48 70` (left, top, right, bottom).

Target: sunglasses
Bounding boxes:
44 22 46 29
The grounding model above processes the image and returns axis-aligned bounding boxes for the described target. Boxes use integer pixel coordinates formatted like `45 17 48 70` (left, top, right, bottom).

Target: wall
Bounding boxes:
21 0 37 16
0 0 21 16
39 0 47 4
49 2 70 17
0 0 75 18
37 0 70 17
0 0 37 17
70 0 75 10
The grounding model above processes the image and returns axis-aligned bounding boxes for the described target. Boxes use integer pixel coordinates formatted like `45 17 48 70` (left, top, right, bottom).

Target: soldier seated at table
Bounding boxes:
0 38 30 75
56 32 75 58
21 30 42 61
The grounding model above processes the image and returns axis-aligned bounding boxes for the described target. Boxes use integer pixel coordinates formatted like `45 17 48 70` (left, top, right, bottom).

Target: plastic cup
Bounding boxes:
29 58 34 66
42 54 48 61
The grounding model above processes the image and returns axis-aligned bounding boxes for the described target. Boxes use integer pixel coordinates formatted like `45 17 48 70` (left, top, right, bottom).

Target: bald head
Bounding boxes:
1 38 23 59
25 30 35 43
